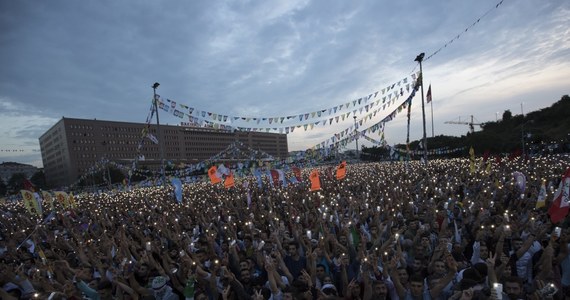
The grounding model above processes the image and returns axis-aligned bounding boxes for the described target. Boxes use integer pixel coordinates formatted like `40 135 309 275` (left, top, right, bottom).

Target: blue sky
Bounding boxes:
0 0 569 167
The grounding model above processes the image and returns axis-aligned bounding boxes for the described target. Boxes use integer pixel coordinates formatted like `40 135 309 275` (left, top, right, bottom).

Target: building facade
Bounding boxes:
0 162 39 183
39 117 288 188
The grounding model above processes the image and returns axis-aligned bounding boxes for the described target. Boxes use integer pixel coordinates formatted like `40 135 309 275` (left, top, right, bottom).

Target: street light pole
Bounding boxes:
152 82 166 184
415 53 428 165
353 116 359 159
521 103 525 158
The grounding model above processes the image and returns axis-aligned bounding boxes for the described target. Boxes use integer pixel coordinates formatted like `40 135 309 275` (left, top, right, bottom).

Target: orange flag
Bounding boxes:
336 161 347 180
224 172 235 189
208 166 222 184
310 170 321 191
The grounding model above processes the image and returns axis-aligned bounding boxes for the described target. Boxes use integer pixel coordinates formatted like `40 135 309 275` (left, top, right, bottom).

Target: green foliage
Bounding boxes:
30 170 47 190
8 173 27 192
130 166 151 182
0 178 6 196
363 95 570 159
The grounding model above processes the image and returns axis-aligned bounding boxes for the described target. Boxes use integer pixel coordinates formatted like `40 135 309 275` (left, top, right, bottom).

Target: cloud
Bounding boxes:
0 0 568 159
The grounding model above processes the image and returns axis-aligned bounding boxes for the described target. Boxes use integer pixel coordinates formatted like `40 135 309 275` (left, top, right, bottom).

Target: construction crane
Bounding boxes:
444 115 482 133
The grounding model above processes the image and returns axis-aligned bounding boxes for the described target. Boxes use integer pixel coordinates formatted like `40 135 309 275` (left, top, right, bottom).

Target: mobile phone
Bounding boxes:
493 283 503 297
145 242 151 251
554 227 562 238
257 240 265 251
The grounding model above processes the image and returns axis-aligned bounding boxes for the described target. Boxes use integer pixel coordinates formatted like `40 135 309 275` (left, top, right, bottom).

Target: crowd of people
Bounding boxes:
1 154 569 300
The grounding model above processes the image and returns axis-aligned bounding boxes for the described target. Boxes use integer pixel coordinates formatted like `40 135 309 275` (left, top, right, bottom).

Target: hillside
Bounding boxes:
362 94 570 159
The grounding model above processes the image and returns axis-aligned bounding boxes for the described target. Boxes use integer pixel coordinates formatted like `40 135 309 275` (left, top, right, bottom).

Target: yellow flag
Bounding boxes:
68 193 77 208
21 190 36 214
485 161 492 173
469 147 475 174
54 191 70 208
536 180 547 209
41 191 54 210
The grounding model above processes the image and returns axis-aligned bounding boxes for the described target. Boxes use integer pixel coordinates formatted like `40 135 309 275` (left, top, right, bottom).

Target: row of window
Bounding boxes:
101 133 140 139
69 125 93 130
72 147 96 152
73 139 95 144
70 132 95 137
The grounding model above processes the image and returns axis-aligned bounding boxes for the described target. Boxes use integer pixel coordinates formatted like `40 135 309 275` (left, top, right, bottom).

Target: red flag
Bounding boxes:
482 150 490 163
426 84 432 103
23 179 35 192
548 168 570 224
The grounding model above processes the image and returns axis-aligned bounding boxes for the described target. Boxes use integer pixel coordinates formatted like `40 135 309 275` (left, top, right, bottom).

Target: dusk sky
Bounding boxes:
1 0 569 168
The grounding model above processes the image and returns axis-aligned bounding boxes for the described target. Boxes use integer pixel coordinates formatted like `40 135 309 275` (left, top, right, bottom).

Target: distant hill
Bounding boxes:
363 94 570 159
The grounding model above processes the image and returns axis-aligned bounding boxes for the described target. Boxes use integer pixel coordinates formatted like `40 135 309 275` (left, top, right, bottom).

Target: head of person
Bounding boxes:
412 258 424 272
288 241 300 257
512 237 523 251
504 276 524 299
240 268 251 284
372 280 388 298
479 243 489 260
397 267 409 284
316 263 327 280
433 259 447 275
409 274 425 297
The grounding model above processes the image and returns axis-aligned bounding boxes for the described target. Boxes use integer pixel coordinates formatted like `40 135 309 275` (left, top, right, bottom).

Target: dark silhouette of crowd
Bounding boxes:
1 154 569 300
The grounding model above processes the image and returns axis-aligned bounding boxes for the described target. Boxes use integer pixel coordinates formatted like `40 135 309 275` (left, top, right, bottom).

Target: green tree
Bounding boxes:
0 178 7 196
30 170 47 190
502 110 513 122
108 166 125 184
8 173 27 193
130 166 151 182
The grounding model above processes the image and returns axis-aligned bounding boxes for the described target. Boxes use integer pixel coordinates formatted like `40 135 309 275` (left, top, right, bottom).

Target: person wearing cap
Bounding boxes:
150 275 179 300
320 283 338 297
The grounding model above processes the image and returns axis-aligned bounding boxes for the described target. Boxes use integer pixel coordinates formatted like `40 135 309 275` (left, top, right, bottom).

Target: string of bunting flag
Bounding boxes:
424 0 505 62
127 102 157 184
154 72 419 133
310 76 421 150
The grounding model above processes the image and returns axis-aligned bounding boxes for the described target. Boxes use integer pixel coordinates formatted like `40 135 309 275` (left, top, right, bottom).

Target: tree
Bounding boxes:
502 110 513 122
0 178 6 196
130 166 151 182
8 173 27 193
108 166 125 184
30 170 47 190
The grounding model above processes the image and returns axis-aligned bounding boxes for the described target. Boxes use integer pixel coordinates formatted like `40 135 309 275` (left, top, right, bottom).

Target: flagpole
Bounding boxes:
430 91 434 137
152 82 166 185
415 53 428 165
